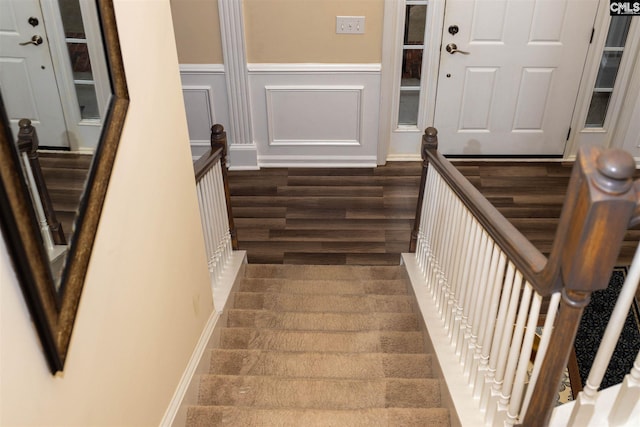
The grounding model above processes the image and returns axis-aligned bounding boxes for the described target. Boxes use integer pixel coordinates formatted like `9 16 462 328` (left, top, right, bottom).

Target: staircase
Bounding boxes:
185 264 450 426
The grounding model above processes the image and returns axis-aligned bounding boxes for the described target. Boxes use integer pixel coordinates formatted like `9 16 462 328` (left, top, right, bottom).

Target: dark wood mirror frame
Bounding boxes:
0 0 128 373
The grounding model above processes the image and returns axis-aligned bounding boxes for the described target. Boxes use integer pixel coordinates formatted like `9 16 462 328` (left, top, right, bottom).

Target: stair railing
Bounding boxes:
16 119 66 247
194 124 238 310
409 127 639 427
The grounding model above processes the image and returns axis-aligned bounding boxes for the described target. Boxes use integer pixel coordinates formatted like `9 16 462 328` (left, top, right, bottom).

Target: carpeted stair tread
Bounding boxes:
227 310 419 331
239 278 409 295
186 265 449 426
244 264 403 280
209 349 434 379
186 406 450 427
232 292 414 313
197 375 442 409
220 328 425 353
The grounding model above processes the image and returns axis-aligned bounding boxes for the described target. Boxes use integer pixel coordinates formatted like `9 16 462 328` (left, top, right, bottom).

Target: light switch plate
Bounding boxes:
336 16 365 34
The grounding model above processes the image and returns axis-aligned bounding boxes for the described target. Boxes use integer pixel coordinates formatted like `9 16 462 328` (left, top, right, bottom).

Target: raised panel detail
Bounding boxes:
265 86 363 146
529 0 567 43
0 58 39 121
459 68 497 131
182 86 215 141
513 68 554 131
470 0 507 42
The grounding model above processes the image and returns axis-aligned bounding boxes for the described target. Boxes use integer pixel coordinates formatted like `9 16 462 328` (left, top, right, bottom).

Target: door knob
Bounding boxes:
19 35 43 46
445 43 470 55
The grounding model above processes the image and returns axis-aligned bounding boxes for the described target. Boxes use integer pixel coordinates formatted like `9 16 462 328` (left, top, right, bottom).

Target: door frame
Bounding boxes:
380 0 640 161
564 3 640 159
39 0 109 152
378 0 445 163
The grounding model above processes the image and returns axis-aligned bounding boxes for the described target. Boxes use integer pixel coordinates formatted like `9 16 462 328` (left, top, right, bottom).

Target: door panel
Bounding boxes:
435 0 599 155
0 0 68 147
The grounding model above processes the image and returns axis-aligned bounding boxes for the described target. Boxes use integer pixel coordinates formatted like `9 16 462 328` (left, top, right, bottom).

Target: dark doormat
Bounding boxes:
573 267 640 391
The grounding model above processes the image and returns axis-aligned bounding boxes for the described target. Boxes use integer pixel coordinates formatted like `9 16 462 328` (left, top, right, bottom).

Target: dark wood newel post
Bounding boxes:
16 119 66 245
520 147 637 427
410 127 438 252
210 124 238 250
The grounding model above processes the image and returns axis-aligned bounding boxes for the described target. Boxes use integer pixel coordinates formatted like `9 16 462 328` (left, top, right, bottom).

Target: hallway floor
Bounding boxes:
228 161 640 266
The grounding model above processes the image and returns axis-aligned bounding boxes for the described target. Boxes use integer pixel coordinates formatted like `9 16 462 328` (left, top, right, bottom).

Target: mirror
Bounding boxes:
0 0 128 373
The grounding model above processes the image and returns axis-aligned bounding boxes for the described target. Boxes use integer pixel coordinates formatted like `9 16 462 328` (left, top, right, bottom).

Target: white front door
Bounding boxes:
434 0 599 156
0 0 69 148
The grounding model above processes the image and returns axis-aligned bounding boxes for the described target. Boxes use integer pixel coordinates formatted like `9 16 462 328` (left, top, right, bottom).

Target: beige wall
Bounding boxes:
171 0 223 64
244 0 384 63
0 1 213 425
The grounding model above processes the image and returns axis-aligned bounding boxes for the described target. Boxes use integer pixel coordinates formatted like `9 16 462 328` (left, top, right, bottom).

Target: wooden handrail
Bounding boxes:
193 124 238 251
412 127 638 426
16 119 66 245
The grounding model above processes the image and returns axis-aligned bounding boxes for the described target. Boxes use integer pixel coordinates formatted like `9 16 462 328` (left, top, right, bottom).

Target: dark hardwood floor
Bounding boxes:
229 161 640 266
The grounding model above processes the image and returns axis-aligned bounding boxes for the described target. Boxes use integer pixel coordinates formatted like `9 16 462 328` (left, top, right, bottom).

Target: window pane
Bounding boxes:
404 5 427 45
594 51 622 89
402 49 423 84
58 0 86 39
398 90 419 126
75 84 100 120
605 16 631 48
67 43 93 81
585 92 611 128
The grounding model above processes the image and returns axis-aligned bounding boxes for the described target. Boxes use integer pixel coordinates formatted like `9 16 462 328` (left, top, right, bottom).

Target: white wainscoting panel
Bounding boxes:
180 65 229 160
249 64 381 167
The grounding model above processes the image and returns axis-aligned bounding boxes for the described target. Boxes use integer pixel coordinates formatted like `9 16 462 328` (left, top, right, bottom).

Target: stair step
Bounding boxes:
244 264 403 280
197 376 442 409
227 310 419 331
186 406 450 427
209 349 434 379
232 292 414 313
239 278 409 295
220 328 425 353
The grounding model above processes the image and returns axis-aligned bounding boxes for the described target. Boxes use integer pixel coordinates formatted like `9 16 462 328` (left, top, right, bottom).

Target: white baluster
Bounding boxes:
609 350 640 426
492 279 533 425
569 244 640 426
20 153 55 254
506 286 542 426
521 291 561 416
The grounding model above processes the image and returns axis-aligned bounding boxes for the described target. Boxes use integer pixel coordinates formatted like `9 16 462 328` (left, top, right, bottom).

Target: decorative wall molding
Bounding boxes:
256 155 378 168
218 0 253 148
265 85 364 147
248 63 382 74
249 65 381 168
179 64 225 75
179 71 228 160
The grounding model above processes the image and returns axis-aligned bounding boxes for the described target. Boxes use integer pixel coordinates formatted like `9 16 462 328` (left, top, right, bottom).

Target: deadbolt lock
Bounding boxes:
448 25 459 35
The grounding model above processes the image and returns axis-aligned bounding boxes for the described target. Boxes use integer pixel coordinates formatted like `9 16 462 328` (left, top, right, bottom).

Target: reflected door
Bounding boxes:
0 0 69 148
434 0 598 155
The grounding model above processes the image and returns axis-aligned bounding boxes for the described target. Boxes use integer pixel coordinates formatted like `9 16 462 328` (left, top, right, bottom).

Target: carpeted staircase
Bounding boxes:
185 264 450 426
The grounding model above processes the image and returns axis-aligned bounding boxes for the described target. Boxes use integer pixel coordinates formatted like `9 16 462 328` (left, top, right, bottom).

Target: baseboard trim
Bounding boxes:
257 155 377 168
160 251 247 427
401 253 485 427
229 143 259 170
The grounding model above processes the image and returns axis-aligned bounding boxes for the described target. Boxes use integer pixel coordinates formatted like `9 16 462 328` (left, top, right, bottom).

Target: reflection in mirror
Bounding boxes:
0 0 111 293
0 0 128 373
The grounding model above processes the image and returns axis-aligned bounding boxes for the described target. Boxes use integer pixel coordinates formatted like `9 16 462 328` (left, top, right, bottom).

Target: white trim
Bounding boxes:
386 153 422 162
218 0 253 148
257 155 377 168
179 64 225 75
228 143 259 170
160 251 247 427
401 253 485 427
565 9 640 157
248 63 382 74
159 310 220 427
265 85 364 148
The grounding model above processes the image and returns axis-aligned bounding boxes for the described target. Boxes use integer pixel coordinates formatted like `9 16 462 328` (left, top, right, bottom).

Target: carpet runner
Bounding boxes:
186 264 450 426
